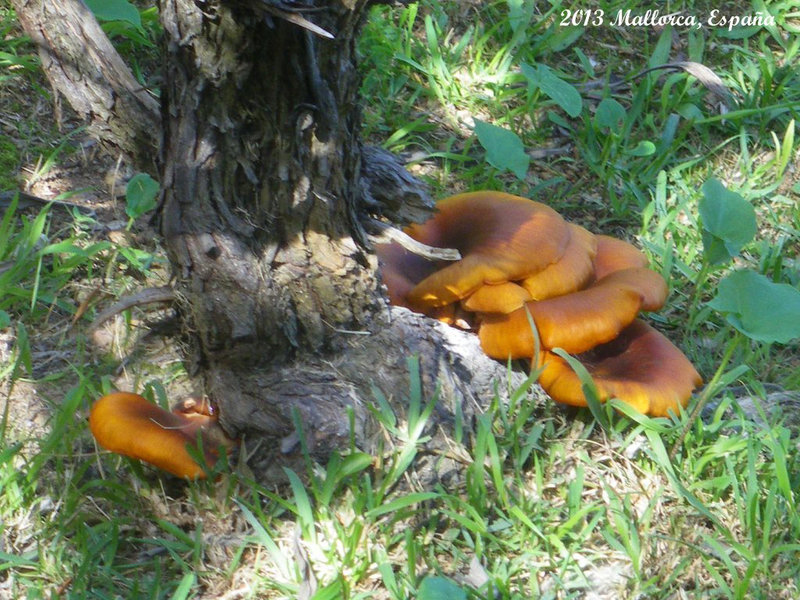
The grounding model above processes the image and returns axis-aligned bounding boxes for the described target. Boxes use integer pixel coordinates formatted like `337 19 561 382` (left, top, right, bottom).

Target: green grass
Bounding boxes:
1 0 799 598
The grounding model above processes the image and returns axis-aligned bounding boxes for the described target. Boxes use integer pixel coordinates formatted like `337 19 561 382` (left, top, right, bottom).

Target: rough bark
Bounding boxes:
10 0 161 172
13 0 537 475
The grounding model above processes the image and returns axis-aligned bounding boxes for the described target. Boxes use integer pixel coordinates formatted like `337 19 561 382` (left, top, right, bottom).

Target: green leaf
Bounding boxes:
170 572 196 600
708 270 800 344
365 492 439 520
417 576 468 600
594 98 626 131
474 120 529 179
85 0 142 28
698 179 756 265
0 310 10 329
648 27 673 69
625 140 656 157
520 63 582 117
125 173 159 220
507 0 533 35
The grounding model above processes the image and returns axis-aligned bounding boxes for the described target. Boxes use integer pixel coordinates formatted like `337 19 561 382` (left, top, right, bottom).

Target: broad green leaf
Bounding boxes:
417 576 468 600
474 120 529 180
85 0 142 28
708 270 800 343
125 173 159 220
520 63 582 117
594 98 626 131
699 179 756 264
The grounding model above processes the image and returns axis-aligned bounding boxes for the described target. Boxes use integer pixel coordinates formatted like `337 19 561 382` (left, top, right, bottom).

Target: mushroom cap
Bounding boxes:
520 223 598 300
461 281 532 314
374 241 462 323
593 235 649 280
374 241 442 311
89 392 228 479
405 192 570 308
535 319 702 416
479 267 668 358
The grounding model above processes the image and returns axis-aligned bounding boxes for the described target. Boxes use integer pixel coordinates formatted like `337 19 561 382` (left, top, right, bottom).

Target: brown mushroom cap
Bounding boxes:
374 241 442 311
405 192 570 308
535 319 702 416
89 392 231 479
520 223 598 300
479 267 668 358
592 235 649 280
374 241 461 323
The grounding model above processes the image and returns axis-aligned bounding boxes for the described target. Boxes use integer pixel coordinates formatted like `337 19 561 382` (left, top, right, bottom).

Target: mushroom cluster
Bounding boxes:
89 392 235 479
376 191 701 417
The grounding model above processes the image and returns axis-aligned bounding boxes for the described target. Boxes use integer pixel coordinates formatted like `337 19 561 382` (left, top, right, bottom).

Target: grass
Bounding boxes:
1 0 800 598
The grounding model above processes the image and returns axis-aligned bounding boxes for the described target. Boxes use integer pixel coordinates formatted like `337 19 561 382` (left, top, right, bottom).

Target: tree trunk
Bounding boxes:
157 0 384 451
13 0 534 475
11 0 160 172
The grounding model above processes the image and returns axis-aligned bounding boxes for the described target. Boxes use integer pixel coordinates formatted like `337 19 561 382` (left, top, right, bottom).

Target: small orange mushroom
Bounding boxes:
404 192 571 308
89 392 234 479
479 267 668 358
535 320 702 416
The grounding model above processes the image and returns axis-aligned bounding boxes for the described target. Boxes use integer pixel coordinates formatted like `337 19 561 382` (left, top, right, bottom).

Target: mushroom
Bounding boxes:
592 235 649 280
534 320 702 416
373 239 460 323
479 267 668 358
520 223 598 300
461 281 532 314
404 191 571 309
89 392 234 479
373 189 701 418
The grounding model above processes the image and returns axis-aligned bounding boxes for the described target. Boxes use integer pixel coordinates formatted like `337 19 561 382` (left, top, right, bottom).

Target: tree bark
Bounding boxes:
11 0 161 172
13 0 535 474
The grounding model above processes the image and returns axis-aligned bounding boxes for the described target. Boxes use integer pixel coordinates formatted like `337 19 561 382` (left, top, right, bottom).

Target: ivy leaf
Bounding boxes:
474 120 529 180
708 270 800 344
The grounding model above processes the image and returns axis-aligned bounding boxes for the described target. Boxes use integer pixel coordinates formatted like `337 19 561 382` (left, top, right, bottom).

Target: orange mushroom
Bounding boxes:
404 192 571 308
535 320 702 416
373 239 461 324
461 281 532 314
520 223 598 300
89 392 234 479
374 189 701 418
592 235 649 280
479 267 668 358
